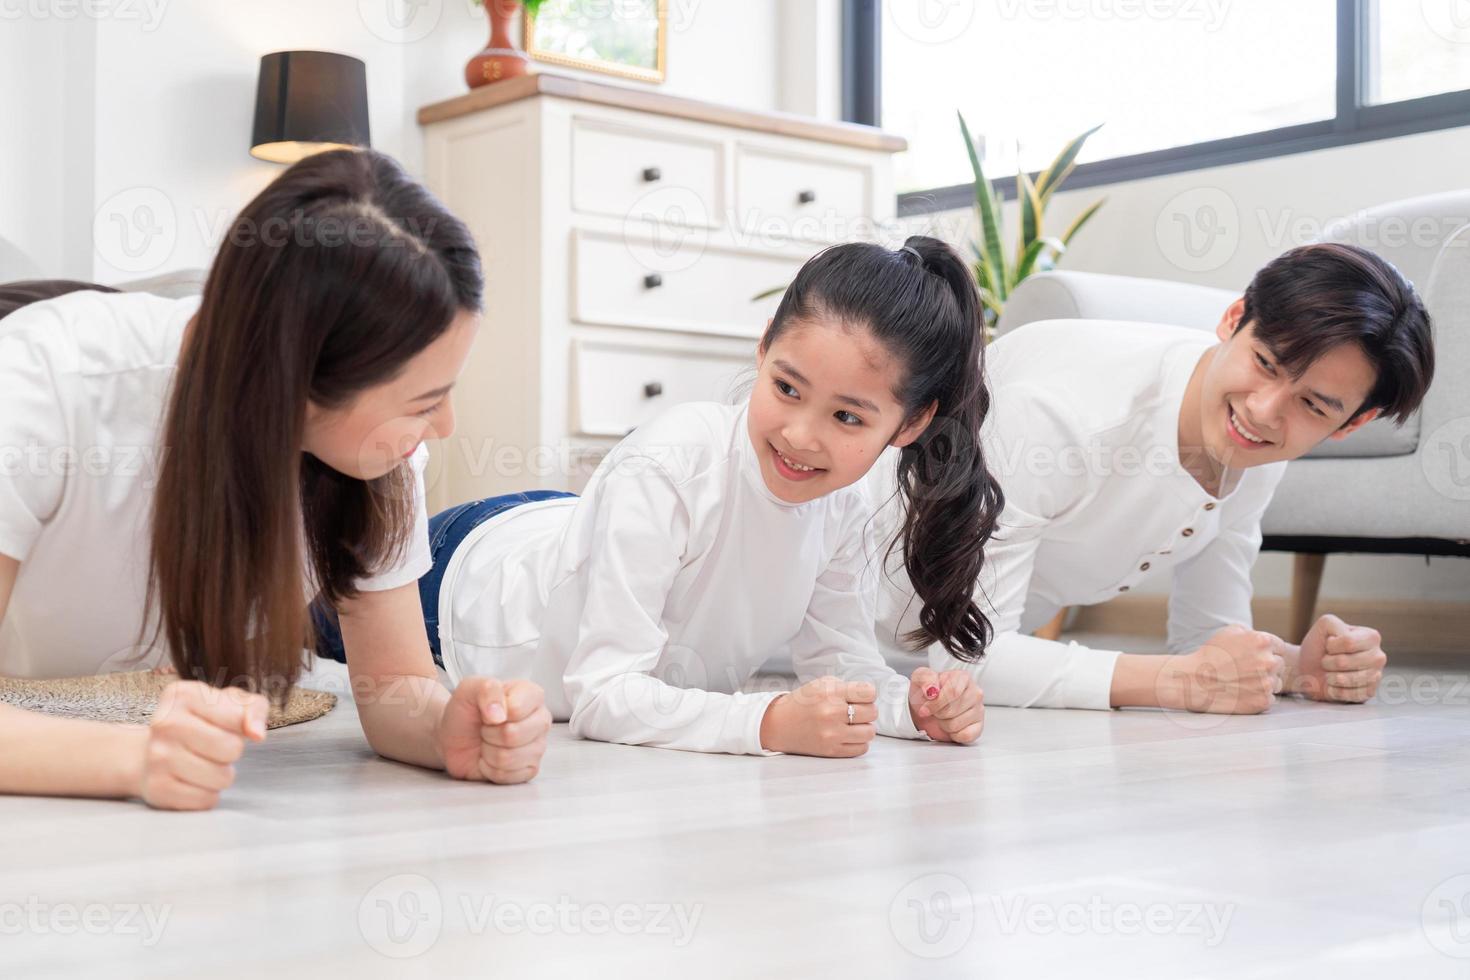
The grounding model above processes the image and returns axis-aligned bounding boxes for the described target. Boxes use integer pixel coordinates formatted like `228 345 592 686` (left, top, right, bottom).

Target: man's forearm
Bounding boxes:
1110 653 1190 709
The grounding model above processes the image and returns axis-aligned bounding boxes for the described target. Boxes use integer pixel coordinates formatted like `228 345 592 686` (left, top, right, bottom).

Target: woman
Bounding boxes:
0 149 550 810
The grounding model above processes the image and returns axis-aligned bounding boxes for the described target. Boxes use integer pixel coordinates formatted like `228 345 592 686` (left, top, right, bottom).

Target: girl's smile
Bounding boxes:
769 441 826 481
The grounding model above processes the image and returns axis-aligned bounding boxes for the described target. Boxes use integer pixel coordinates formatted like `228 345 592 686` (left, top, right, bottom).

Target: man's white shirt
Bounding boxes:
866 319 1288 709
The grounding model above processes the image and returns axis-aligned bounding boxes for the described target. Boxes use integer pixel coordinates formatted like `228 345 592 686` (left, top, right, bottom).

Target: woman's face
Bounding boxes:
302 309 480 480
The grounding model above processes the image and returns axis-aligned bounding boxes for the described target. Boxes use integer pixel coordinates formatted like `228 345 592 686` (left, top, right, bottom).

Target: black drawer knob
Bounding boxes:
642 166 662 182
643 273 663 289
643 381 664 398
797 189 817 204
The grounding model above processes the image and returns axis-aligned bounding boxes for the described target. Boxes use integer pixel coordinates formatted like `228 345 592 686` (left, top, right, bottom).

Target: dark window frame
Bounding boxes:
840 0 1470 217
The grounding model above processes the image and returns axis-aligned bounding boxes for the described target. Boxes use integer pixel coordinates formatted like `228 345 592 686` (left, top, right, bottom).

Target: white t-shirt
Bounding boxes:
0 289 432 679
867 319 1288 710
438 400 926 755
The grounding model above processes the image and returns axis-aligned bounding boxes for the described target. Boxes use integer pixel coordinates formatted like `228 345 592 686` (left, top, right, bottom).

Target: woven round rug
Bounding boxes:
0 670 336 729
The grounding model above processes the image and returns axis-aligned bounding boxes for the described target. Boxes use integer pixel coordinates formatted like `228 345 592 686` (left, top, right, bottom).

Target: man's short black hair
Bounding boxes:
1239 242 1434 425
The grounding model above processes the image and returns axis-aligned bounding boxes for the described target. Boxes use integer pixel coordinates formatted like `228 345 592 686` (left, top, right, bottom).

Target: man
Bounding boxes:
871 242 1436 715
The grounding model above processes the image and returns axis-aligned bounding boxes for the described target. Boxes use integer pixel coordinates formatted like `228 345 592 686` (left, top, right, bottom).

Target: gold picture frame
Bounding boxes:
524 0 667 85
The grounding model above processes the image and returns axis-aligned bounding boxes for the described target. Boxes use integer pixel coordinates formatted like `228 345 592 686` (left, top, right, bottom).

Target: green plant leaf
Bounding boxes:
474 0 544 13
1060 197 1106 247
1035 123 1103 203
1013 168 1044 286
959 111 1008 299
977 286 1003 322
751 284 787 302
973 254 1000 298
1014 235 1066 283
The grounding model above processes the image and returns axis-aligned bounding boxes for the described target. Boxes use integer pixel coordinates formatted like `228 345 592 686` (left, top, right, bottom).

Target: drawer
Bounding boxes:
571 229 804 338
570 338 750 438
571 118 723 228
735 146 871 242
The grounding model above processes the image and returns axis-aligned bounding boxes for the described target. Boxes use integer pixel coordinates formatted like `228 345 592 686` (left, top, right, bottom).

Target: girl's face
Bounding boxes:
302 309 480 480
749 318 935 505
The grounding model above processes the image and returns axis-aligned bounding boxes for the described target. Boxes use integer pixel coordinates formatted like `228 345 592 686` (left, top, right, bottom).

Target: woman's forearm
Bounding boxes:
0 702 146 799
352 672 451 770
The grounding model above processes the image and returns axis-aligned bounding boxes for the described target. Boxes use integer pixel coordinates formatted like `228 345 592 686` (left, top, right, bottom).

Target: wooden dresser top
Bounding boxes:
418 71 908 153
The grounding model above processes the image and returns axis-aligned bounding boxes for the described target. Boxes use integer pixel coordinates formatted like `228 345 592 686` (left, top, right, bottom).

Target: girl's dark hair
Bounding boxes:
1240 242 1434 424
144 148 483 698
762 236 1003 662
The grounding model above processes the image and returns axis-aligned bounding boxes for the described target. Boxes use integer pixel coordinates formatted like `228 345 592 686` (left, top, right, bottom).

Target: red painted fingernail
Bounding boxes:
925 685 940 700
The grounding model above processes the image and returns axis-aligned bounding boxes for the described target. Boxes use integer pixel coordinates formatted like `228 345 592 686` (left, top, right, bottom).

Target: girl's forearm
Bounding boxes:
352 673 451 770
0 702 146 799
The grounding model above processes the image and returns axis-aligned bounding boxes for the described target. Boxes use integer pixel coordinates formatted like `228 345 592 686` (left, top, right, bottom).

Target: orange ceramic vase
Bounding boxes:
465 0 530 89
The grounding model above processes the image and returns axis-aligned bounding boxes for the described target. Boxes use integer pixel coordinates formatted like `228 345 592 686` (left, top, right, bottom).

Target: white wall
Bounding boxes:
0 13 74 279
1 0 791 283
899 126 1470 603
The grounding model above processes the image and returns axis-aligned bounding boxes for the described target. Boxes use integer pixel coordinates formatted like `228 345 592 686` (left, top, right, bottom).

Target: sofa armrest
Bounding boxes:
1416 221 1470 481
997 270 1239 335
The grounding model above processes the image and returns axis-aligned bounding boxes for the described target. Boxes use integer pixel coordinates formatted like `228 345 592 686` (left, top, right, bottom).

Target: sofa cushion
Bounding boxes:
1301 413 1419 459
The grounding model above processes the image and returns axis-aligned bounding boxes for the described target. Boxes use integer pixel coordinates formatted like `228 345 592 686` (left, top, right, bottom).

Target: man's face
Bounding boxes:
1197 299 1380 470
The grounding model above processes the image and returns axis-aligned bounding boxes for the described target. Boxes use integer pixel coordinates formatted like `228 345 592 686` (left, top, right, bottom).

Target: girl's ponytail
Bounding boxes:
889 236 1003 662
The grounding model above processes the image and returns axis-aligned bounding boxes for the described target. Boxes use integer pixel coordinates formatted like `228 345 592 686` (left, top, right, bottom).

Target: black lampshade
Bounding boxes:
251 51 370 164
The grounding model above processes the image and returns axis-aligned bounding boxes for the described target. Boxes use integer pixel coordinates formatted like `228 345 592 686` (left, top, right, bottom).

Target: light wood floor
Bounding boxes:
4 636 1469 979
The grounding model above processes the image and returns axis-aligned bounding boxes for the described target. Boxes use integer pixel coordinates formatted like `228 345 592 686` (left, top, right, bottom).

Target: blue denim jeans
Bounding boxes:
311 490 576 670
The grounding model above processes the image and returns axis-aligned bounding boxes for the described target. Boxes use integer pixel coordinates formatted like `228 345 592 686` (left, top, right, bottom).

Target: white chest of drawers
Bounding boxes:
417 72 905 510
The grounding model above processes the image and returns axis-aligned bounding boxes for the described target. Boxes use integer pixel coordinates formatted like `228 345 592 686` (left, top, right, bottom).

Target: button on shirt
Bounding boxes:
866 319 1287 710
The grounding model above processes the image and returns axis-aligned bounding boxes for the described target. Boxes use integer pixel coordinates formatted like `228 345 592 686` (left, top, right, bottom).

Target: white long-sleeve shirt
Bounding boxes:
438 400 926 754
867 319 1287 710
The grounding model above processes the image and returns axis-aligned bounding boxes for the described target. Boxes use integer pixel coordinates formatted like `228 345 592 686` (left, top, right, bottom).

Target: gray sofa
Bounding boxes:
996 190 1470 640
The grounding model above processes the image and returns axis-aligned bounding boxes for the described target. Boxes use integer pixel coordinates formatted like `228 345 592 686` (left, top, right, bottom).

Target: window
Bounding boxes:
845 1 1470 213
1368 2 1470 105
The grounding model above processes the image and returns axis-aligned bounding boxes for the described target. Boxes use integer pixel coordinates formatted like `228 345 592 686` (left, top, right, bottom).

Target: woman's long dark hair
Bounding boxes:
762 236 1003 662
144 148 483 697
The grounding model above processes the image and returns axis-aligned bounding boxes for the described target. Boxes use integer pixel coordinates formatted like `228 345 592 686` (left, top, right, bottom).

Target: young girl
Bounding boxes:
318 236 1002 756
0 149 549 809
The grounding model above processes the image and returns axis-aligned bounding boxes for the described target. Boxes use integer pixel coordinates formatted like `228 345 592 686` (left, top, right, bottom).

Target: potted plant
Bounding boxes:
752 117 1105 337
959 111 1106 338
466 0 545 89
